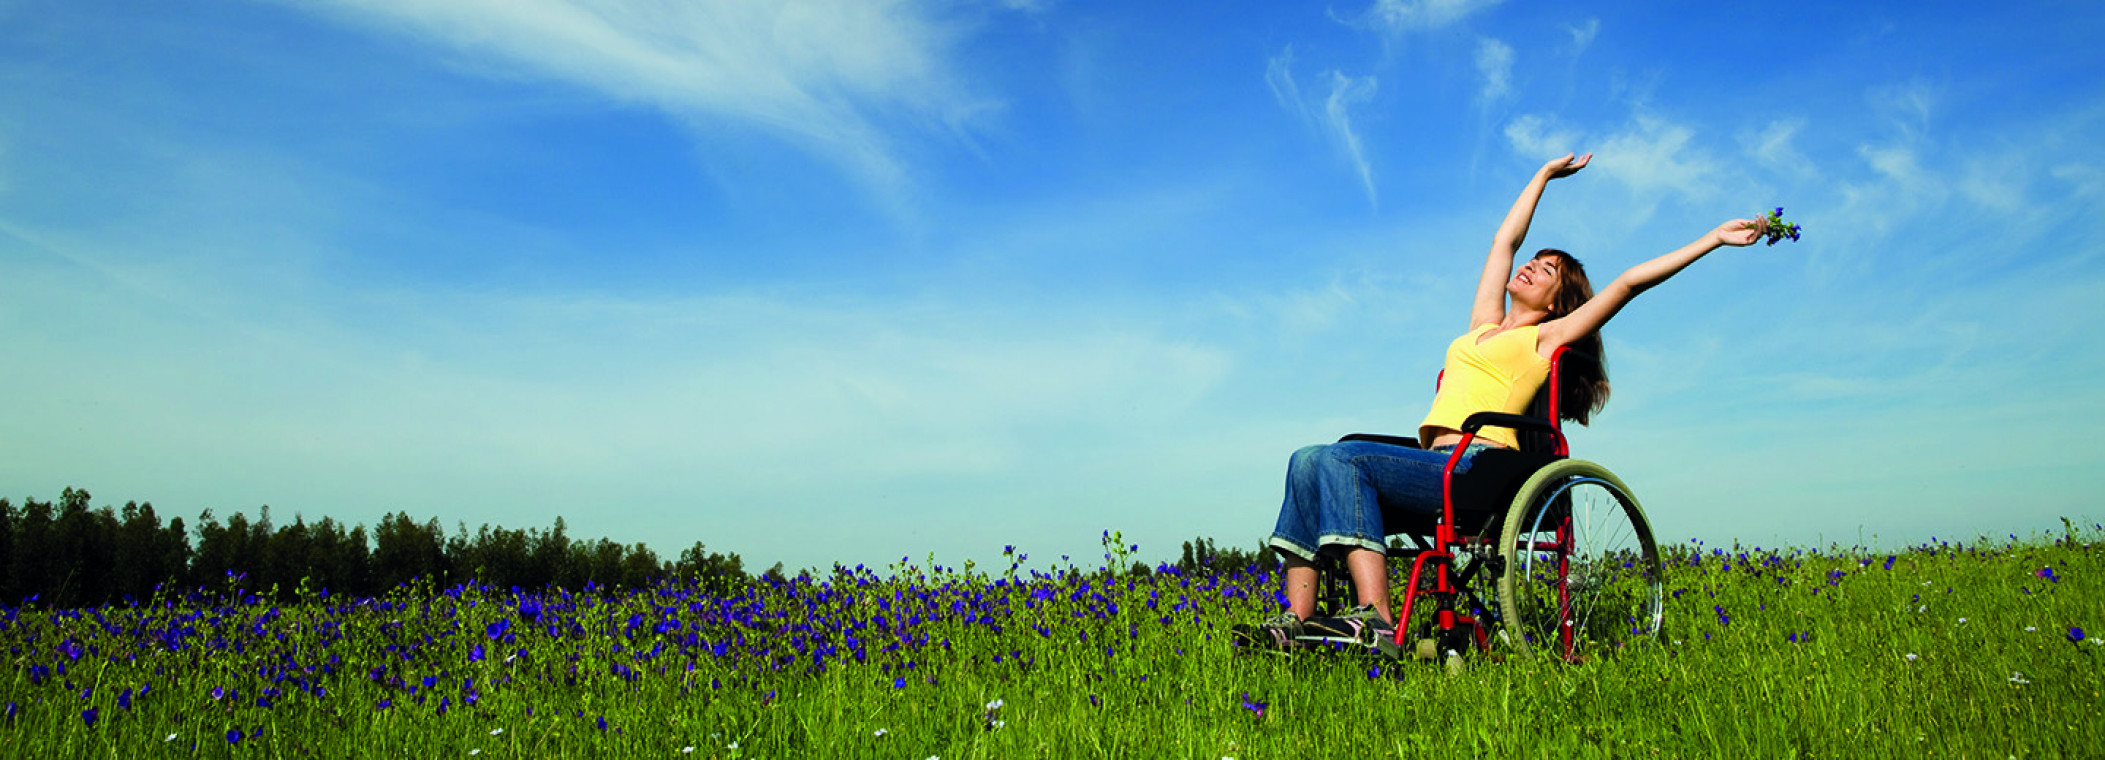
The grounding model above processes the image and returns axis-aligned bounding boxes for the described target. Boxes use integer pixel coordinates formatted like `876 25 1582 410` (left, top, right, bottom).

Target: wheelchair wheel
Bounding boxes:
1494 459 1664 660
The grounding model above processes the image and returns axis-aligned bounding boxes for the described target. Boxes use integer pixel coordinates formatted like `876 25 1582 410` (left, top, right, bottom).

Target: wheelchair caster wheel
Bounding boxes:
1413 638 1438 662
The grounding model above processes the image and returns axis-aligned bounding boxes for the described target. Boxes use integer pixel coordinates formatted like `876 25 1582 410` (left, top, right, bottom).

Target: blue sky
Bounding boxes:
4 0 2102 573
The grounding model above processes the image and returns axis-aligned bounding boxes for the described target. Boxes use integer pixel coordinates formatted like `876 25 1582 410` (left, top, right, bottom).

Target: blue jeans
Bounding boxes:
1267 440 1492 561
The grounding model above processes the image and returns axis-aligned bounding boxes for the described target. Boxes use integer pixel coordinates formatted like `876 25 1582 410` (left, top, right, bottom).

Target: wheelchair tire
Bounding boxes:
1494 459 1664 659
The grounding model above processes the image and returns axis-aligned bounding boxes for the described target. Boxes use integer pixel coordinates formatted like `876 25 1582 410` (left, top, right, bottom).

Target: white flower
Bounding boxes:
1957 618 1967 624
2025 626 2037 632
681 748 695 755
1904 653 1919 662
874 729 888 738
490 729 503 736
985 698 1004 711
728 742 739 750
165 734 179 742
2008 672 2030 685
470 752 482 757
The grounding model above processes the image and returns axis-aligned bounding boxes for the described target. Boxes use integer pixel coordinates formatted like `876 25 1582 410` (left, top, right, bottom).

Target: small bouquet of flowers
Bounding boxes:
1754 207 1802 245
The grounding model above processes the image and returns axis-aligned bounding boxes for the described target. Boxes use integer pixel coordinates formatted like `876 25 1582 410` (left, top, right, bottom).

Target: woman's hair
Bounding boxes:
1535 249 1611 425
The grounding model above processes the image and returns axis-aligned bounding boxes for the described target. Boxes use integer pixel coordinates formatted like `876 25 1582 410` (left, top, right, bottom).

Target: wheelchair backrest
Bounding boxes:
1509 345 1593 456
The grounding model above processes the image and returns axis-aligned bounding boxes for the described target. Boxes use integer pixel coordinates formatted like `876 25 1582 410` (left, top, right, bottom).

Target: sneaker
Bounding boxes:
1303 605 1397 649
1231 612 1306 653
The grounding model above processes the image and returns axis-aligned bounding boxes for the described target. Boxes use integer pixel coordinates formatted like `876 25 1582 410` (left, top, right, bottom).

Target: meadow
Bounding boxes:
1 525 2098 758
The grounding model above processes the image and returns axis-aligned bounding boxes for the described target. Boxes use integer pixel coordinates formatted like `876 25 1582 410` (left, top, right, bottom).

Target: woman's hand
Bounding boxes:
1710 218 1764 248
1542 152 1592 179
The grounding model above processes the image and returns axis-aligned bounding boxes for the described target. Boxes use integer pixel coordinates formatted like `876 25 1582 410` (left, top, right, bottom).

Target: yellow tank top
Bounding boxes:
1418 324 1552 449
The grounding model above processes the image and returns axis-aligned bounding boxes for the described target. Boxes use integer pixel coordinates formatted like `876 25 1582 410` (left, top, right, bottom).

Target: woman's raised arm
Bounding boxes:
1475 153 1591 328
1538 217 1763 350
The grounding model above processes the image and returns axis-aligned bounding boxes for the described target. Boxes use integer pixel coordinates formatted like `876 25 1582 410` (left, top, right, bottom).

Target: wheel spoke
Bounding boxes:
1497 462 1664 659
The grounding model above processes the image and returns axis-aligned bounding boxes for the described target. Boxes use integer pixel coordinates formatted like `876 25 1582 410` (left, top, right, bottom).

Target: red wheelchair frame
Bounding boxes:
1320 346 1662 661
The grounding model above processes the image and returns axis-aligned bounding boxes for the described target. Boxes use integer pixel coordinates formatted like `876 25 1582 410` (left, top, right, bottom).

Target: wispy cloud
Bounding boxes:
1323 72 1381 207
1267 47 1381 208
280 0 1022 208
1869 78 1938 136
1502 113 1581 156
1508 112 1719 200
1474 36 1514 103
1565 18 1600 53
1741 118 1815 179
1362 0 1504 32
1593 115 1719 201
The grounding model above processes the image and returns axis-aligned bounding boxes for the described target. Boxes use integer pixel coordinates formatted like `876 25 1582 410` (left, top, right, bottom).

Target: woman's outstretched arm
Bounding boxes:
1475 153 1591 328
1539 218 1764 349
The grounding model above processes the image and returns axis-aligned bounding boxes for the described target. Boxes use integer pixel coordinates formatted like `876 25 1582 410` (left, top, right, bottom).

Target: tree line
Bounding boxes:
2 488 1299 609
0 488 749 608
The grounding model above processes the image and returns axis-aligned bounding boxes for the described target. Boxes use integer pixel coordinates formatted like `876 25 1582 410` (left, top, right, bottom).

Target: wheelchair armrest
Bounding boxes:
1459 412 1556 436
1337 433 1421 448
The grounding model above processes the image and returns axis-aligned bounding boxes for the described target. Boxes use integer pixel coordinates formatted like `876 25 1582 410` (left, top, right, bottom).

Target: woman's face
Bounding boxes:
1507 255 1563 309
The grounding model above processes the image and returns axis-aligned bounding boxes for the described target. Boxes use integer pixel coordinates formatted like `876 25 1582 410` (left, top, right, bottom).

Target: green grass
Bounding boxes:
2 527 2099 758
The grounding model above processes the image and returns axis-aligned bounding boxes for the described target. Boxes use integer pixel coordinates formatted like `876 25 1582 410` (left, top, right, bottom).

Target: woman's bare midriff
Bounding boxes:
1424 428 1510 450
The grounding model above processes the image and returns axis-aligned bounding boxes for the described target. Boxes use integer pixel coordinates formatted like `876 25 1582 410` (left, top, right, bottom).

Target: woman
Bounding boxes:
1235 152 1764 650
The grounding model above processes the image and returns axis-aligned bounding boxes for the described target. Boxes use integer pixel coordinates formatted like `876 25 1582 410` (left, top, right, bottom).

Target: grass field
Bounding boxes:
2 524 2098 758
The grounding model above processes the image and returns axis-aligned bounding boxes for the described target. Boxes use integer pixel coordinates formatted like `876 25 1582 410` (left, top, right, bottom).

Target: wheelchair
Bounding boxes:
1312 346 1664 662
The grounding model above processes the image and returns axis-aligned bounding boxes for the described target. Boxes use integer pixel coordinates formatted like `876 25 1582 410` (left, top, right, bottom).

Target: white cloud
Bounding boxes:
1266 48 1381 208
1592 115 1718 201
1741 118 1815 179
1264 46 1303 114
1501 110 1720 230
1869 78 1938 135
1475 36 1513 103
1364 0 1504 31
281 0 1021 205
1503 113 1580 157
1323 71 1381 208
1958 150 2032 212
1565 18 1600 52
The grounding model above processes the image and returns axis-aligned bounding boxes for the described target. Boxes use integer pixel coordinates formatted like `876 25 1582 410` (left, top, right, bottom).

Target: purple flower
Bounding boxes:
227 728 245 744
2071 627 2087 644
486 619 512 640
2037 567 2060 583
1239 692 1267 718
118 689 133 710
470 644 486 663
81 708 97 727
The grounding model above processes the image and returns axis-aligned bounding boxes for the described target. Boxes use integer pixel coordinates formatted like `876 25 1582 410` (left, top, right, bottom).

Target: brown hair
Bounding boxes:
1534 249 1610 425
